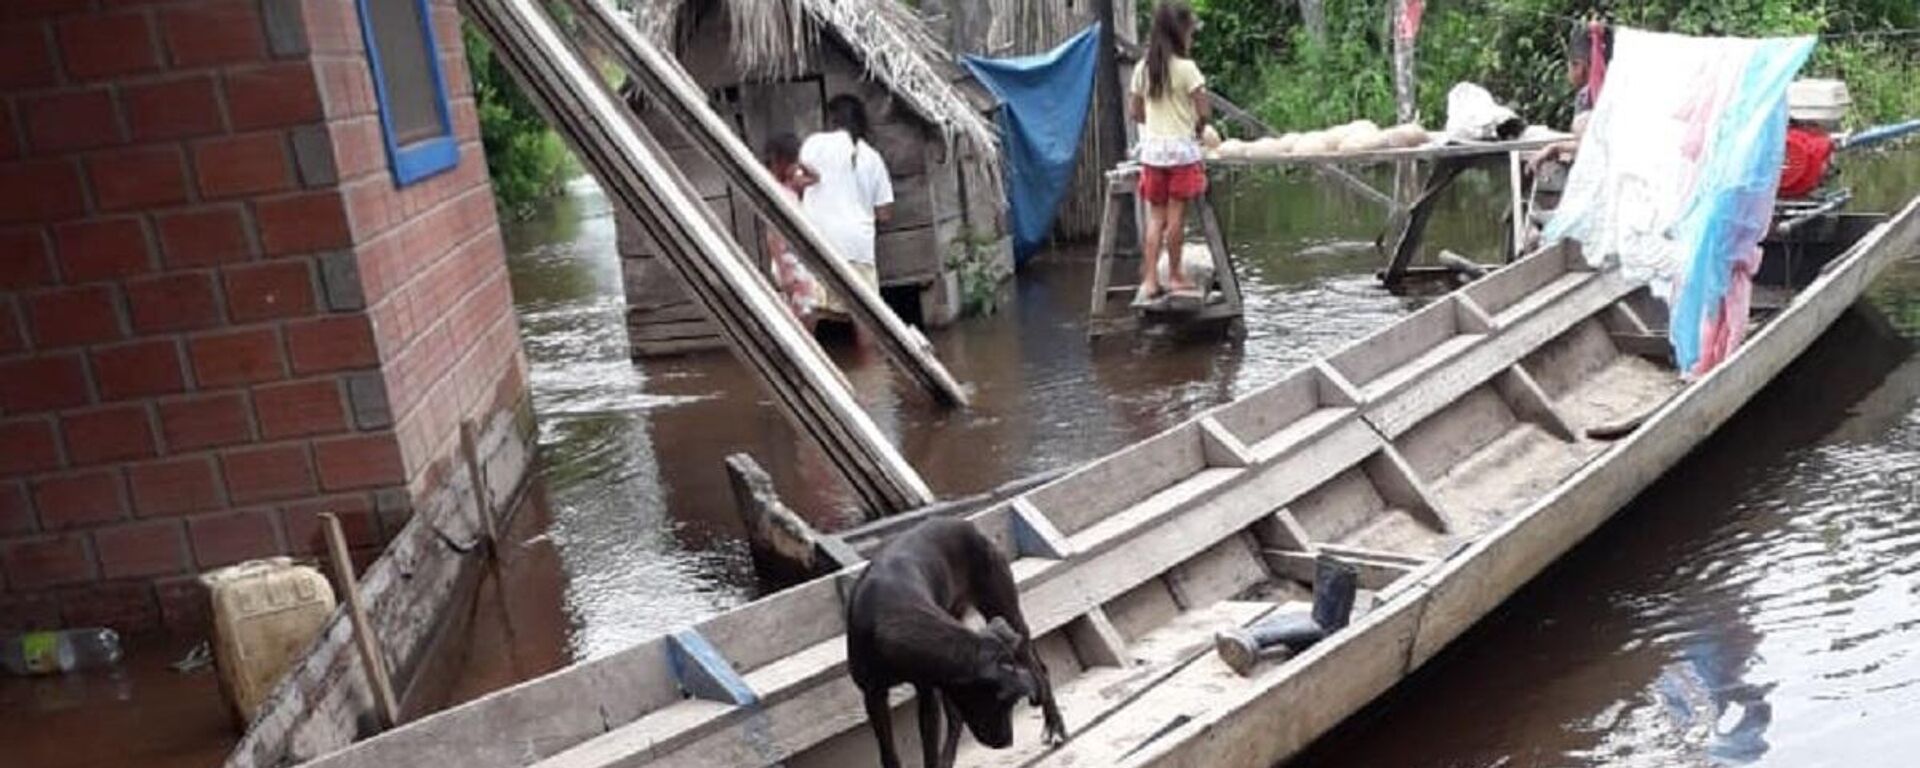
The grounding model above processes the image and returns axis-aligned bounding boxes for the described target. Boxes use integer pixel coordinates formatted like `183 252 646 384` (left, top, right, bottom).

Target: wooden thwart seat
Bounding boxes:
944 600 1287 768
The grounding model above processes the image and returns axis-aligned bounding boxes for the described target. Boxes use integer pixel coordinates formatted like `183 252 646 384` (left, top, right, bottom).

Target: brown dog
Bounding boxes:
845 518 1067 768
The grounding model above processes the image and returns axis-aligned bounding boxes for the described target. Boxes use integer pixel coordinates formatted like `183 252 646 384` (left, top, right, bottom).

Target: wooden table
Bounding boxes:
1210 134 1571 290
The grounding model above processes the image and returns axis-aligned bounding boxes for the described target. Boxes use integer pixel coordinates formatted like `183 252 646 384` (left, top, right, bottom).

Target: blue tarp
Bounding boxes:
964 24 1101 264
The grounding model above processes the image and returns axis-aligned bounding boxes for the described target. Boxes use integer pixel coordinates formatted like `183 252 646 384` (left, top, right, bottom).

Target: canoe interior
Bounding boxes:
661 243 1678 768
916 255 1682 768
298 196 1919 768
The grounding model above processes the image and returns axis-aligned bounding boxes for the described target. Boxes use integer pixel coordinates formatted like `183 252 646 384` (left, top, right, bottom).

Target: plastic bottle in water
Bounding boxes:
0 629 123 676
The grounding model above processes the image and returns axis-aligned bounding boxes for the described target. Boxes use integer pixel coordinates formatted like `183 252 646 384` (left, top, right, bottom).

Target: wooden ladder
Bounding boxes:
1088 164 1246 338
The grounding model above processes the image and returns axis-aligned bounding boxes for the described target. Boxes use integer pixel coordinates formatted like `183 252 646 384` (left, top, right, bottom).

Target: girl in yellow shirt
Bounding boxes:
1129 1 1211 298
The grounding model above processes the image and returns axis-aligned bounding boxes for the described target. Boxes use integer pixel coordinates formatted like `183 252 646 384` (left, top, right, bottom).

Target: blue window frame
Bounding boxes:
355 0 459 186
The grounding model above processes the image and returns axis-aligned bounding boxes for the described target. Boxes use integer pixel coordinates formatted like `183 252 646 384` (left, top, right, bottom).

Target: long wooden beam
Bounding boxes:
459 0 935 513
563 0 970 409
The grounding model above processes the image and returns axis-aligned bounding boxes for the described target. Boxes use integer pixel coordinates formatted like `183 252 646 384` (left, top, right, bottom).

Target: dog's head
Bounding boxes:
948 617 1037 749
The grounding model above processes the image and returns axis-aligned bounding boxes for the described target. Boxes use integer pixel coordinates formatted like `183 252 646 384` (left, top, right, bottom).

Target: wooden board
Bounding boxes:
867 118 931 178
630 336 728 358
621 261 703 311
305 638 683 768
626 300 713 325
1208 134 1569 167
879 172 939 233
877 214 962 286
627 319 726 344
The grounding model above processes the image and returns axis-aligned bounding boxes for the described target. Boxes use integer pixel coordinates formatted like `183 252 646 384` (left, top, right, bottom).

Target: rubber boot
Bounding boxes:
1216 555 1362 675
1311 554 1359 632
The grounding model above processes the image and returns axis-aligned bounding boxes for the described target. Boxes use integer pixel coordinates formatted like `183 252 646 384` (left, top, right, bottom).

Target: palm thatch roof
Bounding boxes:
635 0 1001 167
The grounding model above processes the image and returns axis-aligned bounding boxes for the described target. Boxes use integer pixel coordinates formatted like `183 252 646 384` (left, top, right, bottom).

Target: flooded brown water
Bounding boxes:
496 148 1920 763
501 166 1463 657
0 632 230 768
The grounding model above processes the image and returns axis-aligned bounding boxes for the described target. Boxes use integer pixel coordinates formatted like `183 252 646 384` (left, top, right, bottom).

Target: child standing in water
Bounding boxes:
762 133 821 329
1129 1 1211 300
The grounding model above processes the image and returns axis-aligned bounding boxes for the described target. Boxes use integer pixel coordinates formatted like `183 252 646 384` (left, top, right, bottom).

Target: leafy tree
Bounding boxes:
464 22 578 217
1182 0 1918 132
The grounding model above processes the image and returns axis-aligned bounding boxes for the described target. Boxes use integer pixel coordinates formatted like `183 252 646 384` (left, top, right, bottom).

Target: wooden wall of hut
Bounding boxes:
616 100 732 357
923 0 1138 244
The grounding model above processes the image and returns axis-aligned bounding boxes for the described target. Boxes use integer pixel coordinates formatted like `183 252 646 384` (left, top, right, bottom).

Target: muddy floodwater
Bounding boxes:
498 148 1920 765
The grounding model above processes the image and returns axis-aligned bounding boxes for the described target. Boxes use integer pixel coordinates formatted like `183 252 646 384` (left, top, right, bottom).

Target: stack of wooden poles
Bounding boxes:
460 0 966 515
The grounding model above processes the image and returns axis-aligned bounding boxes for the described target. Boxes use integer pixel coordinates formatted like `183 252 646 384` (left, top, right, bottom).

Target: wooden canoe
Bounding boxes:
301 197 1920 768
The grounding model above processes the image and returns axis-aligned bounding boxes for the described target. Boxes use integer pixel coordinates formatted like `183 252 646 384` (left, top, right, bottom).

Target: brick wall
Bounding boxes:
303 0 529 530
0 0 530 636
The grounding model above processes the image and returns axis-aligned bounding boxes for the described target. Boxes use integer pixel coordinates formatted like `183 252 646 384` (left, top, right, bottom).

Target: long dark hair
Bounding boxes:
826 94 871 148
1146 2 1197 99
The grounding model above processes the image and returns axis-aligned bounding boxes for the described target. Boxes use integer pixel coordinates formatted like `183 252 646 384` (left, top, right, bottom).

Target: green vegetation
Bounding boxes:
1182 0 1920 133
947 229 1012 316
464 23 577 217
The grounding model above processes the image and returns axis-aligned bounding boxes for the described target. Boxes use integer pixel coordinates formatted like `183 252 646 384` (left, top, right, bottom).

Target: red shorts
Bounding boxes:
1138 163 1207 204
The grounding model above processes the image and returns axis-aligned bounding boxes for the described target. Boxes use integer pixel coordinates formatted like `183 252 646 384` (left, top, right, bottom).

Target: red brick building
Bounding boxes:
1 0 531 635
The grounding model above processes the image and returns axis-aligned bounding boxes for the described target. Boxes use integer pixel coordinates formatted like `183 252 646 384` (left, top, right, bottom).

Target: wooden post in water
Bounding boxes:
561 0 969 410
320 513 400 730
725 454 863 588
458 421 497 546
459 0 936 515
1390 0 1417 125
1389 0 1420 209
1091 0 1133 237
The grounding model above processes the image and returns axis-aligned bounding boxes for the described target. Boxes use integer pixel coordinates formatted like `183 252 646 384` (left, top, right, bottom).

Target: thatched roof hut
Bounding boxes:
618 0 1012 354
639 0 1002 168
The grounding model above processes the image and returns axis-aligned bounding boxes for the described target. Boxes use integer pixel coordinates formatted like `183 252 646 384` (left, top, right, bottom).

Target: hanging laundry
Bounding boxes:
1544 28 1816 377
